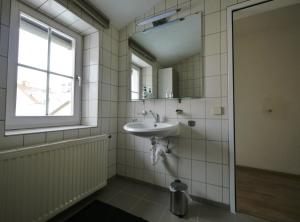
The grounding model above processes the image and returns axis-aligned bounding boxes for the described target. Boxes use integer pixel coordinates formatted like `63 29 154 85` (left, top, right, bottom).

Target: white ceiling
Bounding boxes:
86 0 163 29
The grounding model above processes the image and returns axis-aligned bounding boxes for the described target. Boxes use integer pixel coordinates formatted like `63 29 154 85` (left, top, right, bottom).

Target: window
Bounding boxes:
131 65 140 100
6 2 82 130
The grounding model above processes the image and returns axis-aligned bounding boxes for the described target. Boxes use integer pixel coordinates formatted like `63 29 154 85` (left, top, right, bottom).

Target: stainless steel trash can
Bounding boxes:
169 179 188 217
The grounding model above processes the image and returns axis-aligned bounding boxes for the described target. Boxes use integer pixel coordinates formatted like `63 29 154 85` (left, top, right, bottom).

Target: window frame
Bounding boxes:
6 1 83 130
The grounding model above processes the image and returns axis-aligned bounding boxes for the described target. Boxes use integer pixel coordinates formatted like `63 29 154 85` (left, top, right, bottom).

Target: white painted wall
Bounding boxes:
234 4 300 175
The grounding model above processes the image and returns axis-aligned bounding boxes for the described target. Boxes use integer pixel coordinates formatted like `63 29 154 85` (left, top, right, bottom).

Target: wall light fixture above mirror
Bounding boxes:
129 11 203 101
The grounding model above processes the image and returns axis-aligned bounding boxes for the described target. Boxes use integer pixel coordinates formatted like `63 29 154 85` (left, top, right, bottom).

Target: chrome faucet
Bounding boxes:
149 110 160 123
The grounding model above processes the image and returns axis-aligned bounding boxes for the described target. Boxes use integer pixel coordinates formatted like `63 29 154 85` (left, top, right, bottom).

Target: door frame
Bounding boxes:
226 0 273 214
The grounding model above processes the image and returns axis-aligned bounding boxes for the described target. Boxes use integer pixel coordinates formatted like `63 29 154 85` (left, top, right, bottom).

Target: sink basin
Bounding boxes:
123 121 179 138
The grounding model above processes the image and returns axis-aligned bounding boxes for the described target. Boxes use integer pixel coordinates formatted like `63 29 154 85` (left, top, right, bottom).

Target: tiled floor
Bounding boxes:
96 176 269 222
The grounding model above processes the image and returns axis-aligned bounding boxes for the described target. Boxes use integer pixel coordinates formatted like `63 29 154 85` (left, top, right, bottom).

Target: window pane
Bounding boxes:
48 74 73 116
131 68 139 93
18 16 48 70
16 66 47 116
50 31 75 76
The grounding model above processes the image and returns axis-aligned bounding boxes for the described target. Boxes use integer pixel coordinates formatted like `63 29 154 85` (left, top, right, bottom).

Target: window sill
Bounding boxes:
5 125 96 136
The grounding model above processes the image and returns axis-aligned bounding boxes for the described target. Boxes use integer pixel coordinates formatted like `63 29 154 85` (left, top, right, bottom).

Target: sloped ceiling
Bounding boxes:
86 0 163 29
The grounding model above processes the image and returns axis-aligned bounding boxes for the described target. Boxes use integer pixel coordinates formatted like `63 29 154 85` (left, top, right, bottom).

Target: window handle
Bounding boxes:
75 75 81 87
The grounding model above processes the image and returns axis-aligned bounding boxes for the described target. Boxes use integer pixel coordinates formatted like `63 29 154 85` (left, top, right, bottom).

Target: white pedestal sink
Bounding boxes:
123 121 179 138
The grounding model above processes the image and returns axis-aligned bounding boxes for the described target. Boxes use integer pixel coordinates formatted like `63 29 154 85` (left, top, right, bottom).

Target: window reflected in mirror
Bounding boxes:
131 53 154 100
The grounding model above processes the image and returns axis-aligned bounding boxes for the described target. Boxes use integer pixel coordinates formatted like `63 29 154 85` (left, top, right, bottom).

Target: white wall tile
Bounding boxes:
0 56 7 88
207 184 222 202
117 149 126 164
204 33 221 56
46 131 63 143
221 74 228 97
143 170 154 184
101 118 110 133
177 138 192 158
191 119 205 139
165 154 178 176
110 102 118 117
223 165 229 187
0 135 23 150
0 89 5 120
124 134 132 149
144 152 155 171
90 47 99 65
192 160 206 182
134 151 144 168
154 172 166 187
39 0 65 18
134 101 145 117
1 0 11 26
205 98 221 119
0 25 9 57
110 85 118 101
166 0 177 8
207 162 222 186
55 10 78 26
205 76 221 98
24 133 46 146
178 158 191 179
155 1 166 14
90 32 99 48
165 99 177 119
178 99 191 118
155 158 166 173
221 53 228 74
125 150 134 166
192 181 206 198
83 50 90 66
101 101 110 117
101 84 111 100
206 141 222 163
222 187 229 204
102 67 110 84
63 129 79 140
205 12 220 35
154 99 166 119
205 0 221 14
109 149 116 165
79 128 91 137
221 119 228 141
205 54 220 76
191 99 205 118
191 139 206 161
221 0 237 9
135 136 145 151
221 31 227 53
222 142 229 164
206 119 221 140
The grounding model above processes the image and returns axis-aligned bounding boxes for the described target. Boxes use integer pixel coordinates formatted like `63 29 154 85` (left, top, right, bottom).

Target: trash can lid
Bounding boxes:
170 179 188 192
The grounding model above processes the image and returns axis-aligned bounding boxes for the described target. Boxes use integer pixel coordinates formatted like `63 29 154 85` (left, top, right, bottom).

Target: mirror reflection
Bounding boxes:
129 12 203 100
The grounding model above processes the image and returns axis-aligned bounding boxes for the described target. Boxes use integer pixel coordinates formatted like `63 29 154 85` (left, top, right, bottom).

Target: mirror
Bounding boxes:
129 12 203 100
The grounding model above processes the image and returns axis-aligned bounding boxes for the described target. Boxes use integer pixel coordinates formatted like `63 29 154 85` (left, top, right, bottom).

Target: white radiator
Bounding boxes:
0 135 109 222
